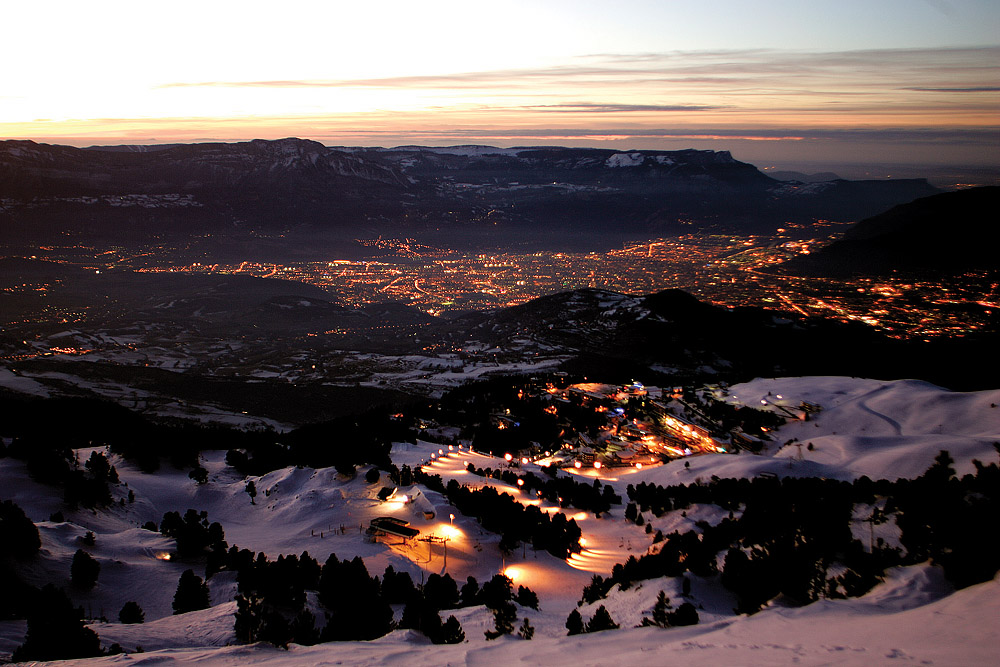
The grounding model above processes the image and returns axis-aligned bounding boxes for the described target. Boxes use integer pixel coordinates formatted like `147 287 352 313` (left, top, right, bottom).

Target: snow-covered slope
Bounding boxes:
2 376 998 665
14 569 999 666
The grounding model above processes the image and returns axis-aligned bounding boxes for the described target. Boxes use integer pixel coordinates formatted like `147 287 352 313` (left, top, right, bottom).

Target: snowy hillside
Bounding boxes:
1 376 998 665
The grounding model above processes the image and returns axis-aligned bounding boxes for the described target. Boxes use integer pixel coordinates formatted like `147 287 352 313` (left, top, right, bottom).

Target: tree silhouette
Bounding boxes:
641 591 671 628
515 585 539 610
484 600 517 640
586 605 619 632
480 574 513 610
438 615 465 644
460 576 480 606
565 608 584 636
0 500 40 558
246 480 257 505
70 549 100 590
12 584 102 662
119 601 144 624
666 602 699 627
173 569 211 614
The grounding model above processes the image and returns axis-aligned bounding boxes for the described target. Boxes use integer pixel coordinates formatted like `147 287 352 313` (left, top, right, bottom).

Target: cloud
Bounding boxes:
518 103 727 113
902 87 1000 92
159 46 1000 92
349 126 1000 146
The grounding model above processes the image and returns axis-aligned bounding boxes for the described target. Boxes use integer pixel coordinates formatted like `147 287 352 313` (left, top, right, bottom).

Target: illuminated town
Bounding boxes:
6 230 996 341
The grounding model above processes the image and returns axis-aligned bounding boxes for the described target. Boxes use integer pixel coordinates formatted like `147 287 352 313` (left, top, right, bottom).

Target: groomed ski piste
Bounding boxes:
1 376 998 665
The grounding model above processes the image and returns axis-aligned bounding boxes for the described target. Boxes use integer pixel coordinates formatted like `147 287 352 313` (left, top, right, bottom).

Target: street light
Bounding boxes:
504 453 513 462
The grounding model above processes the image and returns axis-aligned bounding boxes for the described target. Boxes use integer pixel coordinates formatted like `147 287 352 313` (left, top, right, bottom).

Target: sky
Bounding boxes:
1 0 998 174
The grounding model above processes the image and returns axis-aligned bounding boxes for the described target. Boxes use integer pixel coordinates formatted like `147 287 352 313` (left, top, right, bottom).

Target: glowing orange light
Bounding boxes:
593 461 602 469
521 457 529 465
517 479 524 486
505 453 513 462
574 461 582 469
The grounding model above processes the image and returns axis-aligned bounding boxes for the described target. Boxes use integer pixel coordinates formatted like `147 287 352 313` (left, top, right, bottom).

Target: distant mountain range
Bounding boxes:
0 138 937 248
777 186 1000 276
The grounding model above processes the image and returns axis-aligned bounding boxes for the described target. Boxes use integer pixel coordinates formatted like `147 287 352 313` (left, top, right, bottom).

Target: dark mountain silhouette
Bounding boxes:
434 287 997 390
778 186 1000 276
1 139 937 248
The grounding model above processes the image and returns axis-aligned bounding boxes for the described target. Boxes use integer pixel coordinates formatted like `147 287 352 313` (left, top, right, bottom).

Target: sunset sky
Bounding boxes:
2 0 997 173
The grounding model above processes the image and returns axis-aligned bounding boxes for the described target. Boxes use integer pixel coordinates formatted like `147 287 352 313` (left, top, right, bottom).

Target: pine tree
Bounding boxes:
484 600 516 639
586 605 619 632
189 467 208 485
290 609 319 646
173 569 211 614
641 591 671 628
424 572 460 609
437 615 465 644
246 480 257 505
234 593 265 644
580 574 606 604
259 607 292 648
565 608 585 635
12 584 102 662
70 549 100 590
119 601 145 624
481 573 513 610
460 576 480 606
85 451 111 482
666 602 699 627
517 616 535 640
515 584 539 610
